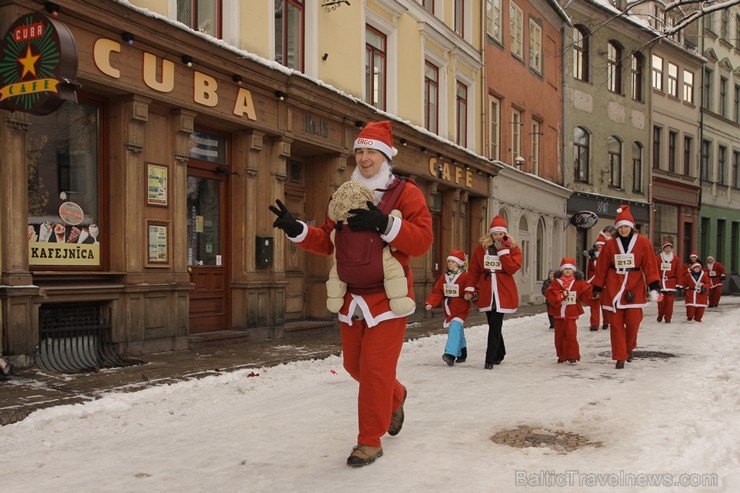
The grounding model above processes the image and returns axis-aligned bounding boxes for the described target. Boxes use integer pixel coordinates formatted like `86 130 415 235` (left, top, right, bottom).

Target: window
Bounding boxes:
667 63 678 97
718 145 727 185
651 55 663 91
529 20 542 73
702 68 712 110
531 121 541 174
537 217 546 280
631 53 643 101
717 219 726 261
653 126 662 169
510 3 523 59
701 139 711 181
735 84 740 123
573 27 589 82
456 81 468 147
365 26 386 110
632 142 643 192
683 70 694 104
27 100 102 268
424 62 439 134
720 8 730 39
733 150 740 189
650 2 664 30
178 0 221 38
668 131 677 173
574 126 590 183
511 108 521 162
683 136 693 177
454 0 464 36
607 41 622 94
489 95 500 160
608 136 622 188
274 0 304 70
423 0 434 12
719 77 727 117
486 0 502 42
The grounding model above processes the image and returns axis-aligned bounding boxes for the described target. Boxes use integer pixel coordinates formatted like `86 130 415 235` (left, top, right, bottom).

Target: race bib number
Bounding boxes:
484 254 502 271
614 253 635 270
563 291 576 305
660 262 671 271
443 284 460 297
709 270 716 277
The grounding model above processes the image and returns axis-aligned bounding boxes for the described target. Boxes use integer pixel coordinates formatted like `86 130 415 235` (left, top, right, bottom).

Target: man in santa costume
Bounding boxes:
464 215 522 369
682 250 701 277
270 120 433 467
705 256 727 307
591 205 661 369
682 262 709 321
655 240 681 323
585 233 610 331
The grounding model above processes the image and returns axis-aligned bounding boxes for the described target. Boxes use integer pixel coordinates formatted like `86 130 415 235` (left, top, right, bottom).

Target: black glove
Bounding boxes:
592 285 602 300
699 286 706 294
347 201 389 233
269 199 302 237
648 281 661 292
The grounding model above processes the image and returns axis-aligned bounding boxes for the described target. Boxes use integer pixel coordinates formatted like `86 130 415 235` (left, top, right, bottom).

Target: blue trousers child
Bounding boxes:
444 319 467 360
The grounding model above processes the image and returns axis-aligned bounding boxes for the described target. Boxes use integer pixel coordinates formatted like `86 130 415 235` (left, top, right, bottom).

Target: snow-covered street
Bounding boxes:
2 298 738 493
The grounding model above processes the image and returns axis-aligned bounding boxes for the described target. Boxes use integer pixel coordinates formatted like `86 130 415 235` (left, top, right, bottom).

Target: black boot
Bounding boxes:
442 354 455 366
456 347 467 363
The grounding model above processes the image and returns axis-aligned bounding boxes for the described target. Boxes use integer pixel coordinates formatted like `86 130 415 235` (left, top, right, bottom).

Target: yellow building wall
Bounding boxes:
395 14 424 125
317 2 364 96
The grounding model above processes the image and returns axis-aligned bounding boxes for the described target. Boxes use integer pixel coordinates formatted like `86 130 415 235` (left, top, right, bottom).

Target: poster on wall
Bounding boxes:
147 221 169 265
27 201 100 266
147 164 168 206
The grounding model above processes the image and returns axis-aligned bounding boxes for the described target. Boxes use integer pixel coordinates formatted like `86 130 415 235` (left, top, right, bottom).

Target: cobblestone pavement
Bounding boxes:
0 303 546 426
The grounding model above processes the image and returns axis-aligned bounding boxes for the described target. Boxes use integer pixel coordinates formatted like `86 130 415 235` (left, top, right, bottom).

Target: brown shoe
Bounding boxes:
346 445 383 467
627 351 634 362
615 360 625 369
388 387 407 436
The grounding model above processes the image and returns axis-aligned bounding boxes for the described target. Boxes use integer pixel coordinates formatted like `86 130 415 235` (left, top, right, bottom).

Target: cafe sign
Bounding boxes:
0 13 78 115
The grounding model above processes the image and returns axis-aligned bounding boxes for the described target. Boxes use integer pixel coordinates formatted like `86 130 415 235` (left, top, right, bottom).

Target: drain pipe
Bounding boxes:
0 357 12 376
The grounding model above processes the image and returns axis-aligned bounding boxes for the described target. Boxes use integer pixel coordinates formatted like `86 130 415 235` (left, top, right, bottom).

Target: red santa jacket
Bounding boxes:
545 275 593 320
465 241 521 313
425 270 472 327
292 177 433 327
586 256 599 283
592 233 660 312
682 269 709 307
655 252 681 292
705 260 727 289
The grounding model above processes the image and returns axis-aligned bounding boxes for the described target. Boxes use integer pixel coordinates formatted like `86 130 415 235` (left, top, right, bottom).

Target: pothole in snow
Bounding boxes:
491 425 602 453
597 350 676 359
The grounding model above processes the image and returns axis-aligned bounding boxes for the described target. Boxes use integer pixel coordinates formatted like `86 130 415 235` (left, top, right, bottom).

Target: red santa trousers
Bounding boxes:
657 292 676 321
588 298 611 327
686 306 705 322
554 318 580 361
340 316 406 448
709 286 722 307
609 308 643 361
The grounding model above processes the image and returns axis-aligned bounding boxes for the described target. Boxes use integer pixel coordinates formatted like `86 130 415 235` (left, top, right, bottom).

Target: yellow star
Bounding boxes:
18 45 40 79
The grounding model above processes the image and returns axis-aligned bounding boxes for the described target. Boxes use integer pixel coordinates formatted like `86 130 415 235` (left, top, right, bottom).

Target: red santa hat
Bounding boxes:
662 240 673 249
691 262 702 269
593 233 607 246
489 215 508 234
559 257 577 272
353 120 398 161
614 204 635 229
706 256 714 262
689 250 699 259
447 250 466 266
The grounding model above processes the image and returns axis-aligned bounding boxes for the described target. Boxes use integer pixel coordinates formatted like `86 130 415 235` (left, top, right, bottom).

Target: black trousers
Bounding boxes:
485 310 506 364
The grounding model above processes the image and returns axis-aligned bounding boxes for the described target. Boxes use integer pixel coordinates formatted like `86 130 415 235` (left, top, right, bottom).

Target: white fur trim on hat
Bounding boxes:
560 262 577 272
447 255 465 266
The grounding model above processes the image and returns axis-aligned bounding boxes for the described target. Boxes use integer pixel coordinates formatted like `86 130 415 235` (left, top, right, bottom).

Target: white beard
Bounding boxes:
351 160 393 205
662 252 674 262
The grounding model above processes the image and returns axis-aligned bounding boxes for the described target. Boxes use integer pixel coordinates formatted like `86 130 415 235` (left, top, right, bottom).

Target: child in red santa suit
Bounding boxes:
585 233 611 331
424 250 472 366
464 215 522 370
546 258 593 364
682 262 709 321
704 256 727 307
655 240 681 323
591 205 661 369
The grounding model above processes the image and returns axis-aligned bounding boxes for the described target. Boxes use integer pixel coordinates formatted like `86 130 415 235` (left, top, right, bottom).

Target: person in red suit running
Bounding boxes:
681 250 701 278
546 257 593 364
591 205 661 369
656 240 681 323
270 120 433 467
424 250 473 366
704 256 727 307
682 262 709 321
585 233 611 331
464 215 522 369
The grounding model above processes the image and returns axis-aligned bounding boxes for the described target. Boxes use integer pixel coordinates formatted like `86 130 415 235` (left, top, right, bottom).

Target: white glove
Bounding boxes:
649 290 660 303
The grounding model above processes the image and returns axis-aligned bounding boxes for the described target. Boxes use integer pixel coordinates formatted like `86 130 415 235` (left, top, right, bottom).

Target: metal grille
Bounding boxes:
35 302 140 373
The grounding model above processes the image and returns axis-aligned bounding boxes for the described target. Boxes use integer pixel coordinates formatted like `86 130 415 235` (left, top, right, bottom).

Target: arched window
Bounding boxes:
607 41 623 94
574 126 590 183
537 217 546 280
608 135 623 189
573 26 589 82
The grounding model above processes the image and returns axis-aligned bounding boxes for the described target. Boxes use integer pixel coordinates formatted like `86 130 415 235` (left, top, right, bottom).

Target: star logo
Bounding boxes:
18 45 40 79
